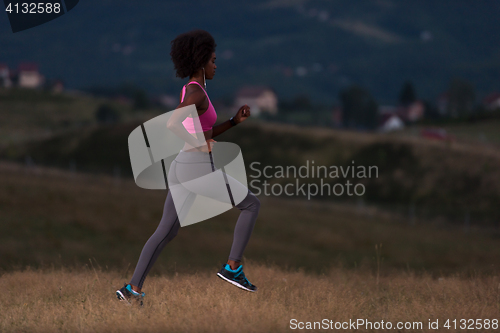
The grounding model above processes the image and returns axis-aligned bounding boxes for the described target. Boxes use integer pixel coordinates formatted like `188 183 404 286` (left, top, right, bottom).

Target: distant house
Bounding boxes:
483 92 500 111
379 105 398 115
378 101 424 124
234 86 278 116
378 113 404 132
403 101 425 122
0 64 12 88
18 62 44 88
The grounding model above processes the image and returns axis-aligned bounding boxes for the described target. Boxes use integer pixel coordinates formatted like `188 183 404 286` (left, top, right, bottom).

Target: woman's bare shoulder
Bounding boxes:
184 83 208 109
185 82 206 96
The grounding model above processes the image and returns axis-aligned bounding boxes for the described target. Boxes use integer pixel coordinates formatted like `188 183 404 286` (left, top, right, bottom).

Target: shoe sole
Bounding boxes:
217 273 257 292
116 290 132 306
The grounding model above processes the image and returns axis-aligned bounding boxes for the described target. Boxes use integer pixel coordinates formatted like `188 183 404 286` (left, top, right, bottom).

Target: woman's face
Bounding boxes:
204 52 217 80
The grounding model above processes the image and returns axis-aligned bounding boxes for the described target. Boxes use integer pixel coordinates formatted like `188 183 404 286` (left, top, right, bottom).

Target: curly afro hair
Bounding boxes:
170 30 217 79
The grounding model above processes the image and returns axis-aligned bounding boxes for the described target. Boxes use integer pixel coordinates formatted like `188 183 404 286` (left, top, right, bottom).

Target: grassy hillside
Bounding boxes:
395 119 500 146
3 114 500 227
1 89 499 229
0 88 168 146
1 161 500 276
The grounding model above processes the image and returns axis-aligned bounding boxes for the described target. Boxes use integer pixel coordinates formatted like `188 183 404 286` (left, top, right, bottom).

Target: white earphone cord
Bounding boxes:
203 67 206 89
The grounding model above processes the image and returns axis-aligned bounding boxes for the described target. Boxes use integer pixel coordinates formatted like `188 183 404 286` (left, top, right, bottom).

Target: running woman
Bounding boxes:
116 29 261 306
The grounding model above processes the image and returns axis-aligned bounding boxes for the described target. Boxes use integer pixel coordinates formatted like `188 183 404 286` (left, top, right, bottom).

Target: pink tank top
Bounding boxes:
181 81 217 133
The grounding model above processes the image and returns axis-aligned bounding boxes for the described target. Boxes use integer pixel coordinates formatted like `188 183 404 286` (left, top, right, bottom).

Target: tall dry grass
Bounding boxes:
1 263 499 332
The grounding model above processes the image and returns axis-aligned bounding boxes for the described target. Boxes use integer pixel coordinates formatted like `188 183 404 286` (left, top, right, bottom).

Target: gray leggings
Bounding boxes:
129 149 261 289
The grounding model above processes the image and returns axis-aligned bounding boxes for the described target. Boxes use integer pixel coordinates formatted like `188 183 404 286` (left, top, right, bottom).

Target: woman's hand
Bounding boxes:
234 104 251 124
207 138 216 152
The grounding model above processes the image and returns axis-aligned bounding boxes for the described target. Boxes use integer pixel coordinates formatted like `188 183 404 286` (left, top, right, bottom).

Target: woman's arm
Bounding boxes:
210 104 251 139
166 87 208 149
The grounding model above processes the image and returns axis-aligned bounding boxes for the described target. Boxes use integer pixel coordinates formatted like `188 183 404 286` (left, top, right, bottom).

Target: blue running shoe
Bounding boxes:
217 264 257 292
116 283 145 306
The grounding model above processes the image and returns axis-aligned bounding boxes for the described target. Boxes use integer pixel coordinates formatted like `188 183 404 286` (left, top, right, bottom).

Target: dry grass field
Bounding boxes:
1 264 500 332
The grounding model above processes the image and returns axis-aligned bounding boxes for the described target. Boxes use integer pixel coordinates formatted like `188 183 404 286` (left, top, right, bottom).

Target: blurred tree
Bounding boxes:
133 89 150 110
398 80 417 106
339 85 378 129
111 82 151 110
422 100 440 120
293 94 312 110
447 77 475 118
95 104 120 124
278 94 313 112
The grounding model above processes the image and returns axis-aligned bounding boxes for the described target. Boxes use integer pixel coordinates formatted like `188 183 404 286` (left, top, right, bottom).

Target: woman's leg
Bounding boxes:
216 189 261 291
227 190 261 267
128 188 195 290
173 151 261 267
